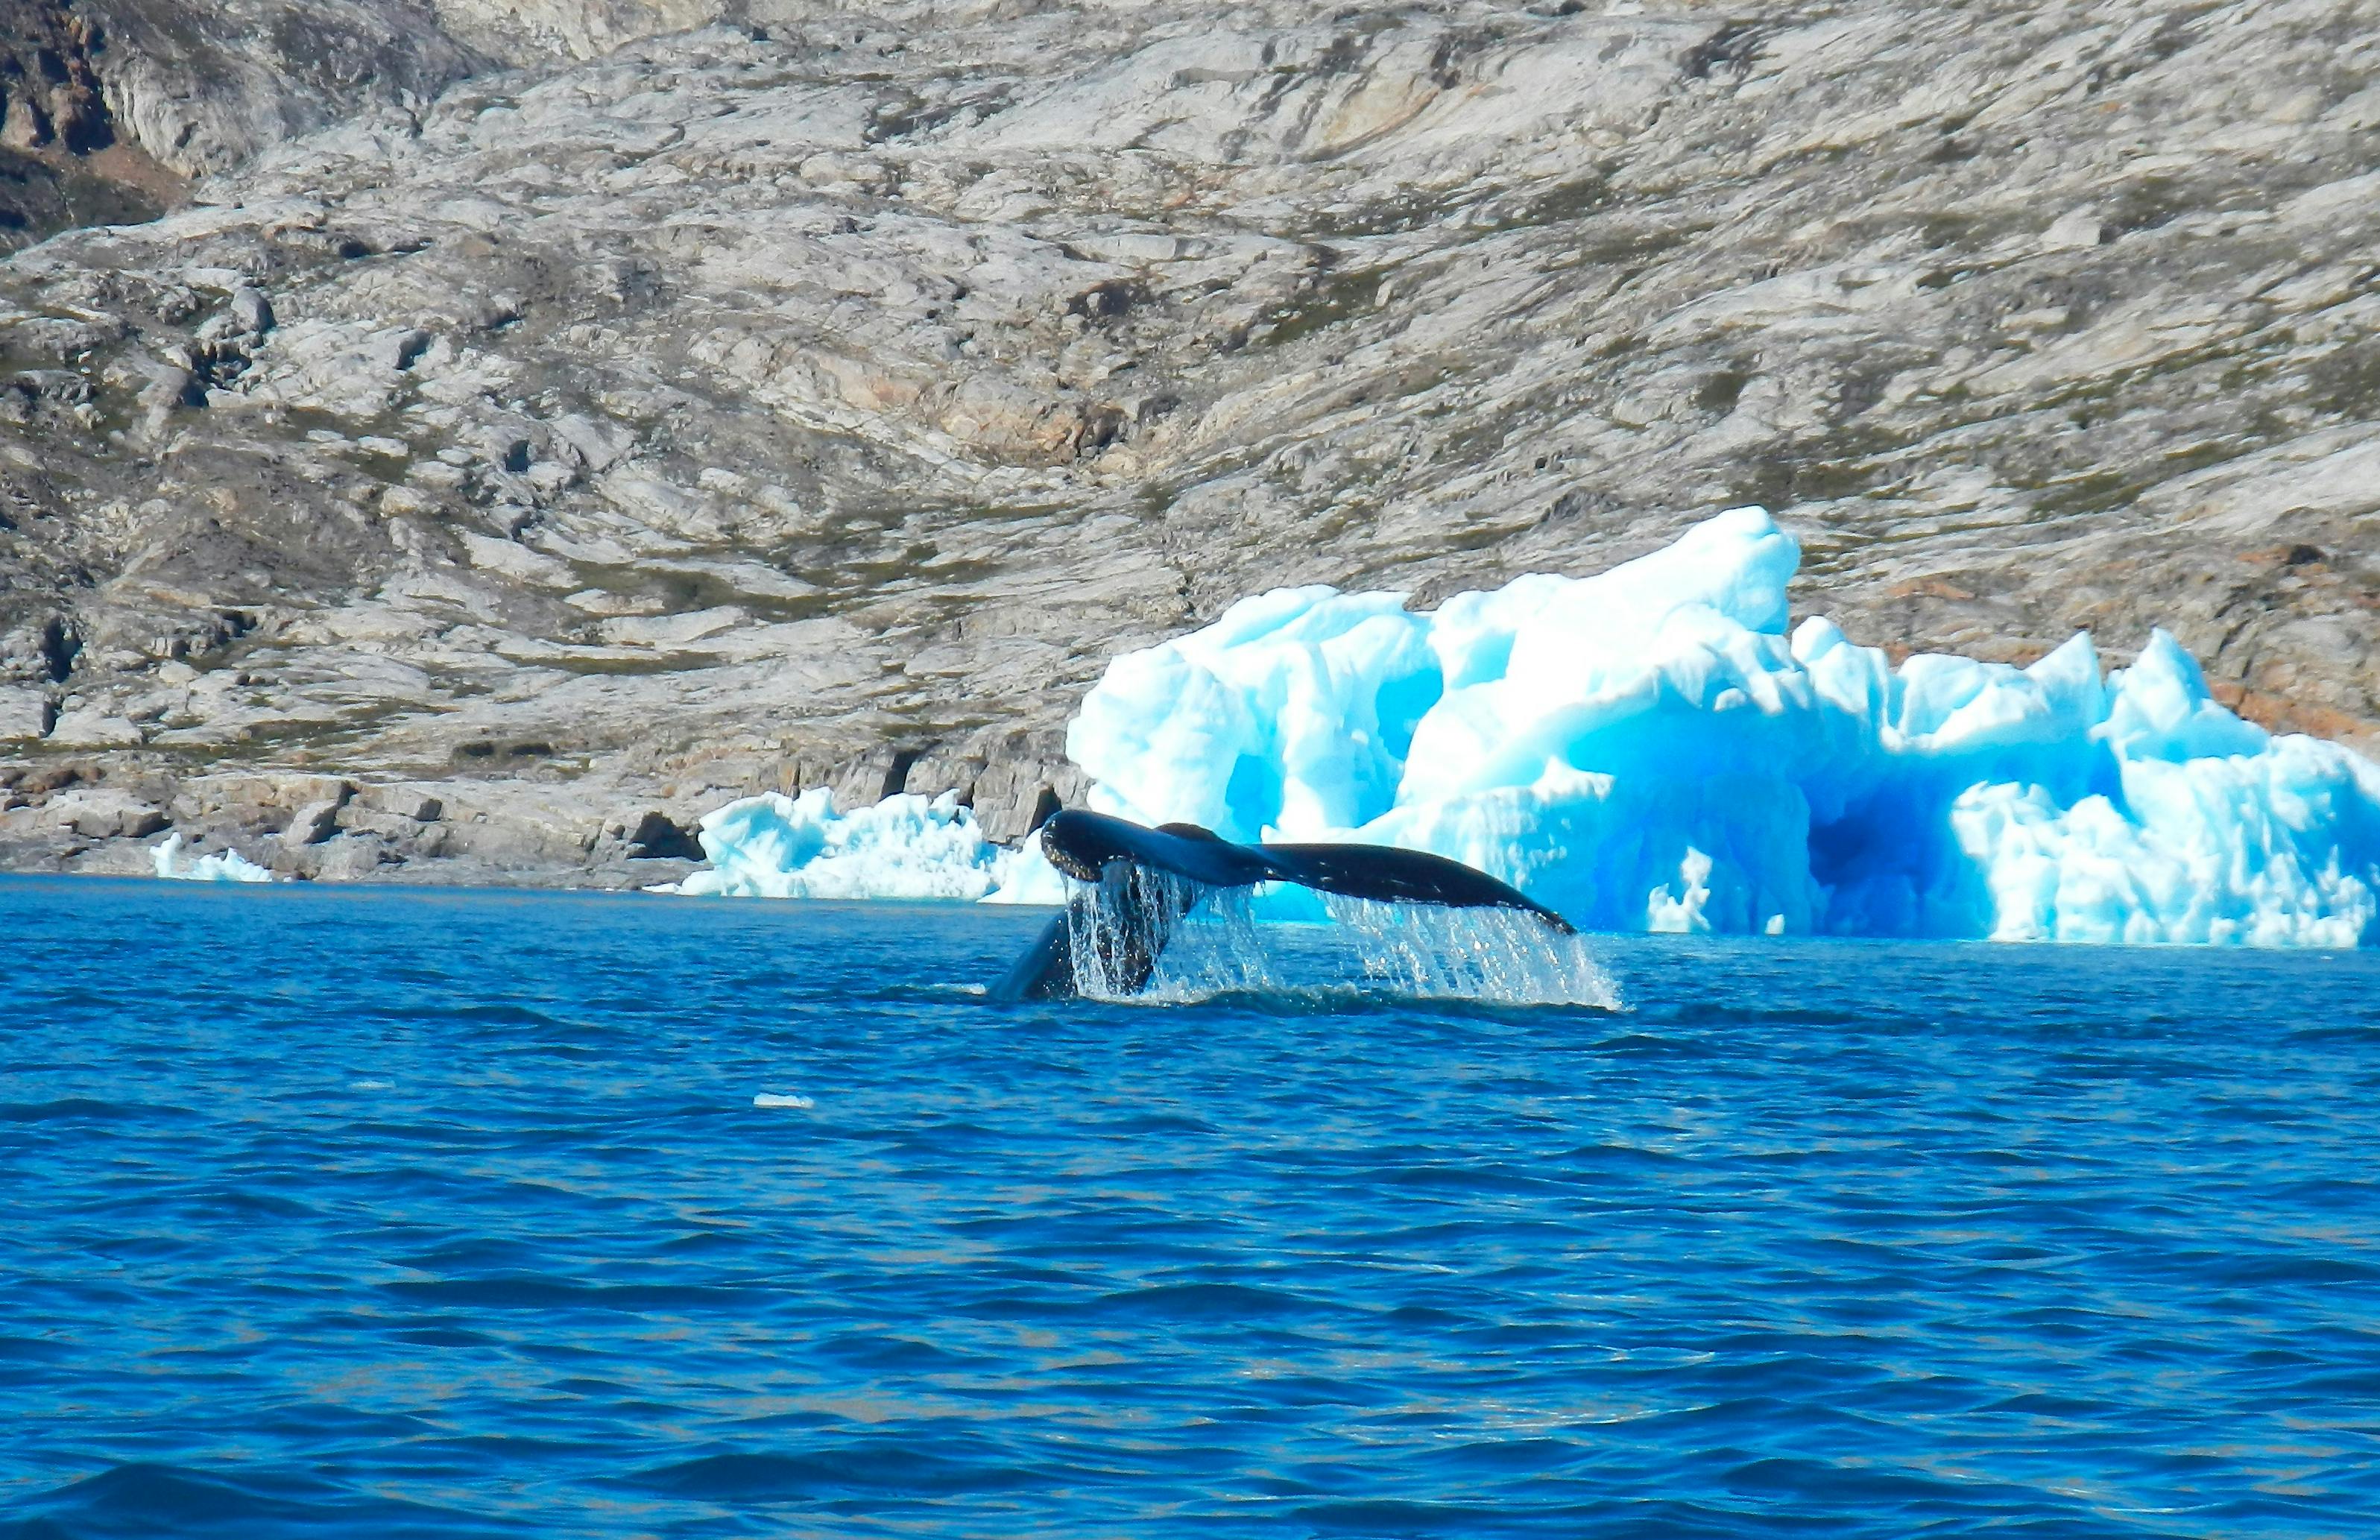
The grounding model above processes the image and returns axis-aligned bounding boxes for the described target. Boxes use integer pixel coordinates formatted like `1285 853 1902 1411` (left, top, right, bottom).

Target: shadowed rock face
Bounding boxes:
0 0 484 248
0 0 2375 881
0 0 176 245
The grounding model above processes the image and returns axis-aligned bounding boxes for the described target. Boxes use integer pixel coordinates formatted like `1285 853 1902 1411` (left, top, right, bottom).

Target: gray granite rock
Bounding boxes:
0 687 50 741
45 787 165 839
282 796 345 845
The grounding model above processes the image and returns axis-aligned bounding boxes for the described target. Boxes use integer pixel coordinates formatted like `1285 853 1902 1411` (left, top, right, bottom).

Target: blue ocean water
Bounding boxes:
4 877 2379 1539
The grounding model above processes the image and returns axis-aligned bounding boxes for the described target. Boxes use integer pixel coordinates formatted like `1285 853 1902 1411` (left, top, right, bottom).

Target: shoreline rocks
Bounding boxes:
0 737 1078 888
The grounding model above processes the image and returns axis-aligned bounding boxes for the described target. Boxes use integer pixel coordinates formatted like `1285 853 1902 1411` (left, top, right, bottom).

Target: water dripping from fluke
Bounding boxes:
989 811 1618 1009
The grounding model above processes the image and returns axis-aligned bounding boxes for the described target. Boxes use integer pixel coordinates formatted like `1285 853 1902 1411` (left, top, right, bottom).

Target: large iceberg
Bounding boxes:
1067 508 2380 946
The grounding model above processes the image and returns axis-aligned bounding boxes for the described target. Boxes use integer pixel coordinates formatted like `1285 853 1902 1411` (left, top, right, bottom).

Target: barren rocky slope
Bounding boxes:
0 0 2376 883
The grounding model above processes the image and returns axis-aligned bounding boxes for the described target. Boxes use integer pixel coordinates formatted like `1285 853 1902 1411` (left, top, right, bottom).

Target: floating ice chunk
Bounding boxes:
675 787 1011 901
151 833 274 883
1062 507 2380 947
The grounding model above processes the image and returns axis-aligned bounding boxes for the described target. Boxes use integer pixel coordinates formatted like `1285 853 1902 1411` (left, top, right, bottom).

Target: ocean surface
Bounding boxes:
5 877 2379 1539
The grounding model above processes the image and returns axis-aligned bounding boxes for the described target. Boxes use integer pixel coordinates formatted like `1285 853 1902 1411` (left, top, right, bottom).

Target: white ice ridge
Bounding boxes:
1068 508 2380 947
670 786 1049 901
151 832 274 883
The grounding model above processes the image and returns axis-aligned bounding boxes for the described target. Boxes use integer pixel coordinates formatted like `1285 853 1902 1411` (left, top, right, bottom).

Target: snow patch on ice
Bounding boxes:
152 833 274 883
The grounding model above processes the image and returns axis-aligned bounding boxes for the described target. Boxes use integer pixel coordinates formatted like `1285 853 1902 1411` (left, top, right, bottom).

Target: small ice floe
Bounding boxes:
151 833 274 883
677 788 1011 900
660 794 1066 903
753 1091 815 1109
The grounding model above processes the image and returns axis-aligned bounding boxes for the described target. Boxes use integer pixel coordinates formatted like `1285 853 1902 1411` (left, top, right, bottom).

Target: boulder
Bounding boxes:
623 809 703 860
283 799 344 846
45 791 168 840
229 287 274 335
0 687 49 741
45 709 142 747
355 785 444 821
313 835 387 880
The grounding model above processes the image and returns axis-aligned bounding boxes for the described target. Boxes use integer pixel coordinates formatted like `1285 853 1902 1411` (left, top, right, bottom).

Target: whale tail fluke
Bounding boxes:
991 810 1573 1002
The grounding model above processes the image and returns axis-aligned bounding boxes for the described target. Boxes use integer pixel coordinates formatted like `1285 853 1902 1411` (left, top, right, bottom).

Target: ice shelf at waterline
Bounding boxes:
678 508 2380 946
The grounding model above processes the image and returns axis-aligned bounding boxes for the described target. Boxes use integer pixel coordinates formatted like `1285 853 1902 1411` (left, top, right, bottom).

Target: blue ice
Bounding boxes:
1067 508 2380 946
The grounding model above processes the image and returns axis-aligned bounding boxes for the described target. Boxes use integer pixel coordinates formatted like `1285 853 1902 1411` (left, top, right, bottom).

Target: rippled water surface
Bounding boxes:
7 877 2380 1538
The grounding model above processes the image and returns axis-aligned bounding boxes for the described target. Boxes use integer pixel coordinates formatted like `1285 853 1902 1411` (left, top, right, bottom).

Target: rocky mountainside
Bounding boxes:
0 0 2376 883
